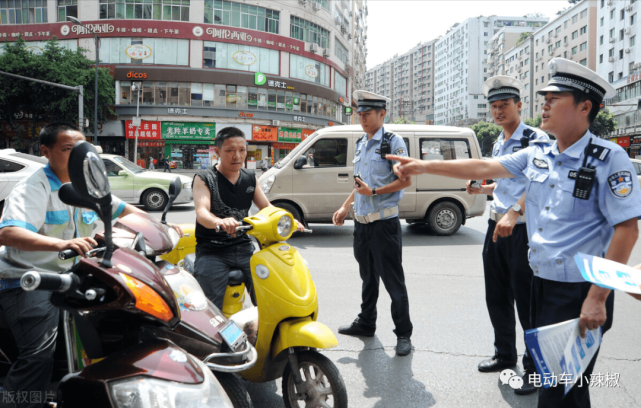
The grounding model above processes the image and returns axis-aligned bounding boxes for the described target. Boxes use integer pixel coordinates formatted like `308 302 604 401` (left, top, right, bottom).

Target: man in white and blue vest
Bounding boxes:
333 90 413 356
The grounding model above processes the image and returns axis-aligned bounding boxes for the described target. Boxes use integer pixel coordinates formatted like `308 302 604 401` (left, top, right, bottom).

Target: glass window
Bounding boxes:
190 83 202 107
276 90 285 111
215 84 226 107
248 87 258 109
301 93 308 114
580 26 587 35
203 83 214 107
203 42 279 75
334 71 347 98
580 42 587 51
1 0 48 24
335 39 348 64
100 0 188 21
57 0 76 22
257 88 268 110
204 0 279 34
267 89 277 111
120 80 132 104
141 81 154 105
631 36 636 47
572 46 578 55
155 82 167 105
572 31 578 39
293 92 300 112
167 82 179 105
580 58 587 66
632 14 637 25
303 138 348 168
99 38 189 66
290 16 329 48
226 84 237 108
237 86 248 109
290 54 330 87
0 158 25 172
420 139 471 161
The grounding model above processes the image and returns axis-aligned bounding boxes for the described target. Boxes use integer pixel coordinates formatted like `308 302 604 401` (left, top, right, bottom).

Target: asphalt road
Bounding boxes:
150 202 641 408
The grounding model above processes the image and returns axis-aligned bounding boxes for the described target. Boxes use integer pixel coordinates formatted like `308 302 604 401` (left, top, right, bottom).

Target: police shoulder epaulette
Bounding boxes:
522 128 534 139
586 144 611 162
356 134 367 146
530 139 553 144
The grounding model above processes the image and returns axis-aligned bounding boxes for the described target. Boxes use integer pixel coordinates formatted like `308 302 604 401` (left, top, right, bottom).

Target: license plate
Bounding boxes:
219 321 246 352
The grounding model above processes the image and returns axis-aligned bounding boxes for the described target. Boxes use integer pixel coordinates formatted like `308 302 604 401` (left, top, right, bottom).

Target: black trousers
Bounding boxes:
531 276 615 408
482 220 535 372
354 217 412 338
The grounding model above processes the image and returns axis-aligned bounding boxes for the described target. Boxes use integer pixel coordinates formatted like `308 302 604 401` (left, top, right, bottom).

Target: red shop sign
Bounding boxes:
272 142 297 150
125 120 162 139
617 136 630 148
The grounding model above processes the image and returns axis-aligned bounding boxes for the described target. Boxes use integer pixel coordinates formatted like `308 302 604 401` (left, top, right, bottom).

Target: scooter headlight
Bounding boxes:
109 359 233 408
276 214 293 239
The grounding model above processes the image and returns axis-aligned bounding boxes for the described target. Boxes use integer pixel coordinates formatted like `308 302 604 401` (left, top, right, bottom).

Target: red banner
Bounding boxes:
272 142 298 150
125 120 161 139
617 136 630 148
252 125 277 141
302 129 315 141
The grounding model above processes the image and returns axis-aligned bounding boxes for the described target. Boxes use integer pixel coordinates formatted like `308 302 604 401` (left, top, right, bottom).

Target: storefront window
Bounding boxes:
191 83 202 107
334 72 347 98
290 55 330 87
142 82 154 105
292 92 299 112
258 88 268 110
203 41 279 75
178 83 190 106
248 87 258 109
120 80 131 104
204 1 279 34
277 90 285 111
203 83 214 107
312 96 318 115
226 85 237 108
215 84 226 106
167 82 179 105
155 82 167 105
99 38 189 66
237 86 248 109
301 93 308 114
100 0 189 21
268 89 276 111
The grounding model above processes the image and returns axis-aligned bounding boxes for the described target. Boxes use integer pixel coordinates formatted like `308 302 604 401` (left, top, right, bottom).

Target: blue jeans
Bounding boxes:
193 243 255 310
0 289 58 408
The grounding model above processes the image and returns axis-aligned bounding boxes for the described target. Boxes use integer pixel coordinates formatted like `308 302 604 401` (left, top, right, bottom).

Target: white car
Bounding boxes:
0 149 47 215
100 154 193 211
630 158 641 186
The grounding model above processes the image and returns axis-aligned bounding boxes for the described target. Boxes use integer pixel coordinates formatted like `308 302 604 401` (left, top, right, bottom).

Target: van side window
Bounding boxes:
420 139 471 161
304 138 348 167
403 138 410 156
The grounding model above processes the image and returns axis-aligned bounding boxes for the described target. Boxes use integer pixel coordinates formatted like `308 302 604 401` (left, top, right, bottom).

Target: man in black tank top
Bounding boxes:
192 127 303 309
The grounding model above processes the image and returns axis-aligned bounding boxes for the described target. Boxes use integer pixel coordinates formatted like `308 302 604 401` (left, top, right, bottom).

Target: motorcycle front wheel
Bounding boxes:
213 372 253 408
282 351 348 408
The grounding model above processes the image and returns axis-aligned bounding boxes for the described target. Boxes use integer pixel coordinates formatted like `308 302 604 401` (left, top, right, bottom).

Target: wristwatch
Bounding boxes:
511 203 524 215
372 188 377 196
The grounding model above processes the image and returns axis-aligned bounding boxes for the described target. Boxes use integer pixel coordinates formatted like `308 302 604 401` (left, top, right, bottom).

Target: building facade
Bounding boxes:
434 15 548 126
596 0 641 157
0 0 368 168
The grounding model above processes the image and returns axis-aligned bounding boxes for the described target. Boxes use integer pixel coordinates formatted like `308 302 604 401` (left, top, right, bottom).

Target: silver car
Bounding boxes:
0 149 47 215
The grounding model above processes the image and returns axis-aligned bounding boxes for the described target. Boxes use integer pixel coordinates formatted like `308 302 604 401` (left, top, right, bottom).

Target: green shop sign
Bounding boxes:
162 122 216 140
278 127 302 143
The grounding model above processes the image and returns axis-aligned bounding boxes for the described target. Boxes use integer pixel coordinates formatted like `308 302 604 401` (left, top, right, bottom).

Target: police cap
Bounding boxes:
537 58 615 102
353 90 390 112
482 76 524 103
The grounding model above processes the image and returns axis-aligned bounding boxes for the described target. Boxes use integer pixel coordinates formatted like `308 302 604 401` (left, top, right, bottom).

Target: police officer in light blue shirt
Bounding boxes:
333 90 413 356
390 58 641 408
470 76 548 396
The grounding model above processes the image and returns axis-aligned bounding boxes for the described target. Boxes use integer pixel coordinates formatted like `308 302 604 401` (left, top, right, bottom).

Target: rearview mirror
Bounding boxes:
68 141 111 206
293 155 307 170
161 177 182 224
117 170 129 177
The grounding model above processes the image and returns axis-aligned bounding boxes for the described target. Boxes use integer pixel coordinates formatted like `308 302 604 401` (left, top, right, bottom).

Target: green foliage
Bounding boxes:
469 121 503 156
515 32 532 46
0 37 115 150
524 115 543 128
590 108 616 137
392 117 416 124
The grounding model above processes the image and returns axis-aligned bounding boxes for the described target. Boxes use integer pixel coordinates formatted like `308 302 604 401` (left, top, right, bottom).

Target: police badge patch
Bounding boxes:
394 147 406 155
533 158 549 169
608 171 633 198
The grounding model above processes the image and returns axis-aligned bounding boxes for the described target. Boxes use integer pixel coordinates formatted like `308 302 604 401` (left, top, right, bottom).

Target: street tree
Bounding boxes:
469 121 502 156
392 117 415 124
590 108 616 137
0 37 115 152
524 115 543 128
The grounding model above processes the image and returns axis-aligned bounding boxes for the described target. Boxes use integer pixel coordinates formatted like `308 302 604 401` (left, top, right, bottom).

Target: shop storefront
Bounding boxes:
251 125 278 168
125 120 163 167
617 136 630 156
87 120 126 156
162 122 216 170
630 136 641 159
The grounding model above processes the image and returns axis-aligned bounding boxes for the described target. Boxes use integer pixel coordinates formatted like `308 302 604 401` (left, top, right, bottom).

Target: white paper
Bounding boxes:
574 252 641 294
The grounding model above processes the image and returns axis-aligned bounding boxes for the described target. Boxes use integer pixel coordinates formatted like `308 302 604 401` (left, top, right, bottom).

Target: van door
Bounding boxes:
397 135 416 213
291 133 353 219
416 136 471 192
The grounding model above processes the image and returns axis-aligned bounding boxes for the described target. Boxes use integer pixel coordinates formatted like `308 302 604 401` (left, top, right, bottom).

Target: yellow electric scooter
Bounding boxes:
161 207 348 408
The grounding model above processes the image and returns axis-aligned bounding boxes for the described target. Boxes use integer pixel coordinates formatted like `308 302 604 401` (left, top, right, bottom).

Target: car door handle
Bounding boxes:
338 173 349 177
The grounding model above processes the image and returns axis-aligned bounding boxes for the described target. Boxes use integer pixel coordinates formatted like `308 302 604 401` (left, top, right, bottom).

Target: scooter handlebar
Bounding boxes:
59 249 79 260
21 272 77 293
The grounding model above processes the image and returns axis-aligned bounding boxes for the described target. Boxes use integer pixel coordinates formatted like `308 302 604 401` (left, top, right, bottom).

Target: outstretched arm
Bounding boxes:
387 155 514 182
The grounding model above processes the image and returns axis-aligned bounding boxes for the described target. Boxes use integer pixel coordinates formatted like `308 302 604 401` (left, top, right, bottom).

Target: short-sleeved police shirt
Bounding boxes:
0 164 126 278
352 127 408 218
491 121 549 221
498 131 641 282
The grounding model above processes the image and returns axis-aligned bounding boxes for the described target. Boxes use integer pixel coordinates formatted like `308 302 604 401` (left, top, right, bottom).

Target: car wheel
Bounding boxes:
426 201 462 236
276 202 302 226
142 189 168 211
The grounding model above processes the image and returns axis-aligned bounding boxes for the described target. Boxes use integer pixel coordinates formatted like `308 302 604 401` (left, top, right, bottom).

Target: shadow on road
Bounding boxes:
336 336 435 408
245 380 284 408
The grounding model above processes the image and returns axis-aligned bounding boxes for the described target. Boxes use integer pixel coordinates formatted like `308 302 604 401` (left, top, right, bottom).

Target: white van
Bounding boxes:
258 124 486 235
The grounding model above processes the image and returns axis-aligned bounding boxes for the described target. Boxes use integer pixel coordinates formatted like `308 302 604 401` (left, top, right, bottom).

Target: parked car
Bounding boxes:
630 158 641 185
101 154 193 211
259 124 487 236
0 149 47 215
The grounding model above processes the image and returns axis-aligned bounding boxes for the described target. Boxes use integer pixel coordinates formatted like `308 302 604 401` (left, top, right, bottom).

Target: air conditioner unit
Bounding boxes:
626 5 633 12
564 42 568 47
625 28 632 35
348 33 352 40
335 16 341 25
272 120 280 126
323 48 330 57
310 43 319 53
546 38 551 44
609 37 616 43
312 2 321 11
298 0 307 5
341 24 347 33
607 1 613 5
626 48 632 53
609 56 615 62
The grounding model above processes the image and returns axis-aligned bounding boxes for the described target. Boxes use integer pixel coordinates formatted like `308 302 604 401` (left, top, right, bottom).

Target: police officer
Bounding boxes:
473 76 548 395
389 58 641 407
332 90 413 356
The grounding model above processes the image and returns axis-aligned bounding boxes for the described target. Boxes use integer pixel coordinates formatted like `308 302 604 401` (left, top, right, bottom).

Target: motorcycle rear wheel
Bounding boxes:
213 372 253 408
282 351 347 408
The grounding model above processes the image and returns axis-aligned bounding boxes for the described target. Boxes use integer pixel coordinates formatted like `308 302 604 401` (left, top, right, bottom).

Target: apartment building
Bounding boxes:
487 25 547 77
596 0 641 157
434 15 548 126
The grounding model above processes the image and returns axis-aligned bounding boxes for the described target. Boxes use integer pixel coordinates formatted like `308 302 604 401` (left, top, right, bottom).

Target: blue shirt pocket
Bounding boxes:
45 210 70 225
524 167 549 205
82 211 99 225
371 158 389 175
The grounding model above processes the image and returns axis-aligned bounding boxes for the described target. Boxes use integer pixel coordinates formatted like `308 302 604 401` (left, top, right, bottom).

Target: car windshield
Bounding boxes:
111 156 146 173
274 133 318 169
